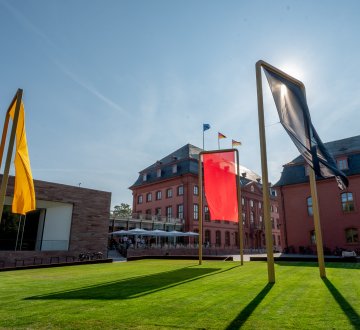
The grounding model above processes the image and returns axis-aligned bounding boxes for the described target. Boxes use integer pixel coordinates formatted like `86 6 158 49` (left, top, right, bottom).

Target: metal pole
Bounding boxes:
15 215 22 251
19 214 26 251
0 89 23 225
235 150 244 265
309 166 326 277
198 153 203 265
255 62 275 283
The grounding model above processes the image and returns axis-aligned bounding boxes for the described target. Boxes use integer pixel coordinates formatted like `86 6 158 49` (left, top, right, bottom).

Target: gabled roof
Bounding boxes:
275 135 360 187
288 135 360 165
140 144 202 173
130 143 261 189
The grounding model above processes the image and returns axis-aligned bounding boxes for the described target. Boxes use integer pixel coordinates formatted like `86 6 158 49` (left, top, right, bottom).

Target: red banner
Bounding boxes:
203 151 238 222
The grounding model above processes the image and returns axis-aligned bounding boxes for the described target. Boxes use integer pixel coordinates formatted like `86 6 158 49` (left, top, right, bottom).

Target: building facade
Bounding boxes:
275 135 360 254
129 144 281 251
0 175 111 267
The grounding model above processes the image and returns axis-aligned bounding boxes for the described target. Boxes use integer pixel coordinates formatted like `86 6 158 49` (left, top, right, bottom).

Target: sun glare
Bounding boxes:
280 63 305 82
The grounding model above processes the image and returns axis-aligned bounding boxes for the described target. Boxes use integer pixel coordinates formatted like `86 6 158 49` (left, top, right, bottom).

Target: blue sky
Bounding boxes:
1 0 359 208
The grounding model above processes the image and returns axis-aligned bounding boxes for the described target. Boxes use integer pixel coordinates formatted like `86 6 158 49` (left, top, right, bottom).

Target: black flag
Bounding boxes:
263 67 348 190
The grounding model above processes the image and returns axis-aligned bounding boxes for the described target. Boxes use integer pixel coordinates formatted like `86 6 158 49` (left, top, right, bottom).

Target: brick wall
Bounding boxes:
0 176 111 267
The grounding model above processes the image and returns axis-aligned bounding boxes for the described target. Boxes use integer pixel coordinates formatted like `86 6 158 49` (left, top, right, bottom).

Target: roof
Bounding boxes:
275 135 360 187
130 143 261 189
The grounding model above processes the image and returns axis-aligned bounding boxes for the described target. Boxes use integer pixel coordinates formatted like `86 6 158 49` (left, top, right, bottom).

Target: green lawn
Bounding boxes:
0 260 359 329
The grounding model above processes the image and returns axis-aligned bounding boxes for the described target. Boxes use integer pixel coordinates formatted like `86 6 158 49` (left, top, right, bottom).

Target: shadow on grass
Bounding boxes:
25 266 237 300
322 278 360 328
275 261 360 270
225 283 274 329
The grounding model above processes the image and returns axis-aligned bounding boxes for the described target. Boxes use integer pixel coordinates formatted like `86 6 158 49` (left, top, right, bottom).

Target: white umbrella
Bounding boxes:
127 228 150 235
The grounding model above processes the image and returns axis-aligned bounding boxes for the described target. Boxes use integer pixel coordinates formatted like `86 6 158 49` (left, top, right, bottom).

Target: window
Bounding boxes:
177 185 184 196
166 188 173 198
205 230 211 246
250 211 254 224
225 231 230 246
310 230 316 245
272 234 276 246
177 204 184 219
155 207 161 216
156 191 162 200
215 230 221 246
242 212 246 226
307 197 313 216
259 215 263 223
194 185 199 195
341 192 354 212
345 228 358 243
204 206 210 221
277 235 281 246
137 195 143 204
146 193 152 202
251 185 254 192
157 168 162 178
242 198 245 205
166 206 172 219
172 164 177 173
337 158 348 170
143 173 147 181
259 202 262 209
193 204 199 220
250 200 254 208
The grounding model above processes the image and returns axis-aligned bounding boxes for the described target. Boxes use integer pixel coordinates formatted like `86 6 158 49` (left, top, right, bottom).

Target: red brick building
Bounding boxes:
130 144 281 251
275 135 360 254
0 175 111 267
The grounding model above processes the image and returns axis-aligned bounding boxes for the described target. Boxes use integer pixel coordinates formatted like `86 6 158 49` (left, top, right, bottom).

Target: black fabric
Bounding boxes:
263 67 348 189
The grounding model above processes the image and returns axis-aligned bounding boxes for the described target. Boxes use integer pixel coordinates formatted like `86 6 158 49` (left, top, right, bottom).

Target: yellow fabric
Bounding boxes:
9 101 36 215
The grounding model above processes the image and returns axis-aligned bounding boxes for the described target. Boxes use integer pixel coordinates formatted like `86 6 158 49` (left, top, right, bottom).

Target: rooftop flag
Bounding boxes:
263 67 348 190
203 123 211 131
8 100 36 214
218 132 226 139
203 151 238 222
232 139 242 147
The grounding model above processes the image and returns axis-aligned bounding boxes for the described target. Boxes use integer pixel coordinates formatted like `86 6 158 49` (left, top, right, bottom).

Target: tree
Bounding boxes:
112 203 132 217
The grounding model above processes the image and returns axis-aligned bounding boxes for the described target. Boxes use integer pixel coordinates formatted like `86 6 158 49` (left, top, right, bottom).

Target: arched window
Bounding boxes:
341 192 354 212
310 230 316 245
307 197 313 216
205 230 211 245
225 231 230 246
345 228 358 243
215 230 221 246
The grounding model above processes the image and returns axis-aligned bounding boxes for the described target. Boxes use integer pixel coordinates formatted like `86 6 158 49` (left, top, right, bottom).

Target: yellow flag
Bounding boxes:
9 101 36 215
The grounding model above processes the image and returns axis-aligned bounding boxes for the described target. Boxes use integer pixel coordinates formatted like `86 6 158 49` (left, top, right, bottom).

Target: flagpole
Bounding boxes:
309 168 326 278
0 89 23 225
198 153 203 265
218 138 220 150
256 62 275 284
203 130 204 150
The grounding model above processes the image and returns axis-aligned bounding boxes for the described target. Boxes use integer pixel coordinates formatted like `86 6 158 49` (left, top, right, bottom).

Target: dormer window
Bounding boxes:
337 158 348 170
251 185 254 192
172 164 177 173
157 168 162 178
143 173 147 181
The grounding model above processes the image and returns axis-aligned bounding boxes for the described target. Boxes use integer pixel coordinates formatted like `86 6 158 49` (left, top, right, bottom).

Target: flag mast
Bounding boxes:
255 62 275 283
0 89 23 224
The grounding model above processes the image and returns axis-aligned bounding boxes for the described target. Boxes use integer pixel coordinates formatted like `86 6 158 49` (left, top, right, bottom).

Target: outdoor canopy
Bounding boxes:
110 229 199 237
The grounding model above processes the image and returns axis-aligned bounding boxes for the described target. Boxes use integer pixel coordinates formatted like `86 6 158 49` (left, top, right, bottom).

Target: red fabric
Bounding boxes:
203 151 238 222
